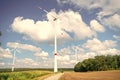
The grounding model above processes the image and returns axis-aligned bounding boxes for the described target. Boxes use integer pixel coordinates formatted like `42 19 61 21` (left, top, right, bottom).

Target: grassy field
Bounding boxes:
59 70 120 80
0 70 53 80
0 68 73 80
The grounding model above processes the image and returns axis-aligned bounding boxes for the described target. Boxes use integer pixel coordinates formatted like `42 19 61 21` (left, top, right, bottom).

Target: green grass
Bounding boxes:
0 70 53 80
0 68 73 80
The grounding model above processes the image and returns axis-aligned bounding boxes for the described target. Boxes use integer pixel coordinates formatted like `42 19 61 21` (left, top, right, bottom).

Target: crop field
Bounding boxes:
0 68 73 80
0 70 53 80
59 70 120 80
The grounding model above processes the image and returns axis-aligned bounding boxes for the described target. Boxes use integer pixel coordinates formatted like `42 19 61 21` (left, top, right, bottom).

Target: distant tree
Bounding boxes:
74 62 82 72
74 62 87 72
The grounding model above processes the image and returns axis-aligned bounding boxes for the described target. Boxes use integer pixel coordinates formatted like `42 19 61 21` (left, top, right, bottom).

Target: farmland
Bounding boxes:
59 70 120 80
0 69 53 80
1 69 120 80
0 68 73 80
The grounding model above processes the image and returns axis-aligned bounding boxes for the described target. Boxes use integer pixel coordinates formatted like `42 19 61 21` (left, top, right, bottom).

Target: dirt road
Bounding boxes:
44 73 63 80
59 70 120 80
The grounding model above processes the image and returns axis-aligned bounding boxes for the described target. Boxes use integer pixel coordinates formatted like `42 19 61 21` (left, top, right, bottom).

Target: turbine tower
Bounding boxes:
38 7 58 72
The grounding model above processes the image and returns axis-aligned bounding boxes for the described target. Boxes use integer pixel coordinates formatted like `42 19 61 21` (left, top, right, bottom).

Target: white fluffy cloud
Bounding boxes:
11 10 96 43
34 51 49 60
58 55 70 61
0 62 5 66
58 47 71 55
57 0 120 31
7 42 41 52
58 10 95 40
99 48 120 56
15 58 39 68
113 35 120 41
82 38 117 51
12 17 55 42
57 0 120 12
0 47 12 59
57 0 104 9
90 19 105 32
57 0 120 10
102 14 120 30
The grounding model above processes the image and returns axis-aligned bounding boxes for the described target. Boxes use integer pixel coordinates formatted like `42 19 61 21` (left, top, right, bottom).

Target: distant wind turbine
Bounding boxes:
73 46 78 64
38 7 58 72
75 48 78 64
11 47 20 72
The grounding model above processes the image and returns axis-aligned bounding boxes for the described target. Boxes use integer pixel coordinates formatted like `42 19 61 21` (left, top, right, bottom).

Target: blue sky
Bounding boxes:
0 0 120 68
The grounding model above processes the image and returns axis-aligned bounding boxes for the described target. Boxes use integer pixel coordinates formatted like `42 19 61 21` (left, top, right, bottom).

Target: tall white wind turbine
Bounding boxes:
38 7 58 72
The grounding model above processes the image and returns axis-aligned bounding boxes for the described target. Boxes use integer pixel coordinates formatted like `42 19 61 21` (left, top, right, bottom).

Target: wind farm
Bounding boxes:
0 0 120 80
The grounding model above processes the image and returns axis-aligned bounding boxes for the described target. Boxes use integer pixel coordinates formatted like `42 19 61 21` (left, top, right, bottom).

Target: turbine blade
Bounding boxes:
38 6 57 21
38 7 49 14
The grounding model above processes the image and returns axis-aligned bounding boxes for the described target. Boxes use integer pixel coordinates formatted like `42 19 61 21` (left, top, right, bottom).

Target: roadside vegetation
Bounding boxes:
0 70 53 80
74 55 120 72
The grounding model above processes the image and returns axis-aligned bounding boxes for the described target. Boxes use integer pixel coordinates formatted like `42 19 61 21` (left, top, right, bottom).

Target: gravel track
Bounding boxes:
44 73 63 80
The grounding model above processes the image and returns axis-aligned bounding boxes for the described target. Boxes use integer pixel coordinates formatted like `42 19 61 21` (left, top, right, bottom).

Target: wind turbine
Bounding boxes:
11 47 19 72
73 46 78 64
75 48 78 64
38 7 58 72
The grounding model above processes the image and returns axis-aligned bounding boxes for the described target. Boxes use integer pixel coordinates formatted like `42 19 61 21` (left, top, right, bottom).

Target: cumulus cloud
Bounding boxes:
34 51 49 60
58 47 71 55
15 58 39 68
57 0 120 12
58 55 70 61
57 0 120 31
113 35 120 41
99 48 120 56
57 0 120 10
11 10 96 43
102 14 120 30
90 19 105 32
7 42 41 52
0 62 5 66
58 10 95 40
101 0 120 14
57 0 104 9
82 38 117 51
12 17 55 42
0 47 12 59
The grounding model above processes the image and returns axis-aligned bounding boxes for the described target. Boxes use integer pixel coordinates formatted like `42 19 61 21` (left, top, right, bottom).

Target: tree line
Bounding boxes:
74 55 120 72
